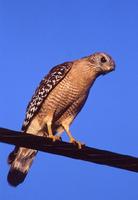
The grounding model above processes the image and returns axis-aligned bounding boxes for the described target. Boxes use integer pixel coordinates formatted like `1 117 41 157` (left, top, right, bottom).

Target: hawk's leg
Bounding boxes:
61 122 84 149
44 116 61 142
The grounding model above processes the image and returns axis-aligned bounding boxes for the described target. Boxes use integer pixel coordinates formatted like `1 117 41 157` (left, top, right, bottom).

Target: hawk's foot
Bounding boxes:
69 137 85 149
47 135 61 142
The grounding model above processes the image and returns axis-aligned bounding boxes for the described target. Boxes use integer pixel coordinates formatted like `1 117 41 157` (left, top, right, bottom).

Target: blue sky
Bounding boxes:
0 0 138 199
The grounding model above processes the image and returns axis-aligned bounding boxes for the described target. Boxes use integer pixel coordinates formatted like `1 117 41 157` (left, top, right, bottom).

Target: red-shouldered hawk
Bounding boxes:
7 52 115 186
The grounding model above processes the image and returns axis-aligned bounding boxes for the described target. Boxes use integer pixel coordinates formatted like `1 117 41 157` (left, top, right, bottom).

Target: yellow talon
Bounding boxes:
47 135 61 142
69 137 85 149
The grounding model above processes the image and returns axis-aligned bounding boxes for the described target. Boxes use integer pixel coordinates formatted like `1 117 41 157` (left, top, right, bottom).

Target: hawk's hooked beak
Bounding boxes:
102 65 115 75
102 59 116 75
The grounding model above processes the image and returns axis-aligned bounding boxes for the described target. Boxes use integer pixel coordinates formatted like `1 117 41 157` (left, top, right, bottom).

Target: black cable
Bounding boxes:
0 127 138 172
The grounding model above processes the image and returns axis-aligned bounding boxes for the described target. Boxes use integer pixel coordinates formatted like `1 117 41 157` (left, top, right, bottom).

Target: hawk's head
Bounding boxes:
88 52 115 75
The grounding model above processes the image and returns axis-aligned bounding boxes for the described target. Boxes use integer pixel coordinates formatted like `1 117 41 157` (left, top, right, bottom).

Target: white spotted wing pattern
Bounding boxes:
22 62 73 131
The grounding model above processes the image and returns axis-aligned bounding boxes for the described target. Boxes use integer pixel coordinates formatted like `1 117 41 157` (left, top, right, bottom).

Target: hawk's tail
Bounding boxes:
7 147 37 187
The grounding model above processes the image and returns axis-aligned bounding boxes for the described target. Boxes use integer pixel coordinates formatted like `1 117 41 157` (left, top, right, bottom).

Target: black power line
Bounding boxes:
0 127 138 173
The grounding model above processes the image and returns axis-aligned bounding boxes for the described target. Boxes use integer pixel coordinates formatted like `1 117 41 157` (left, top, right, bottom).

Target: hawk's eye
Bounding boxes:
101 57 107 63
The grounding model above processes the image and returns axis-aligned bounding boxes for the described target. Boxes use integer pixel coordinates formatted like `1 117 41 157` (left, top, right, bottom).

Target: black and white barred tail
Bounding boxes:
7 147 37 187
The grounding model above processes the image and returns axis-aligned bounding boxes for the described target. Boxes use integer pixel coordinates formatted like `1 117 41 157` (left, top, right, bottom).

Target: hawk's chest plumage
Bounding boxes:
22 60 96 132
37 64 93 128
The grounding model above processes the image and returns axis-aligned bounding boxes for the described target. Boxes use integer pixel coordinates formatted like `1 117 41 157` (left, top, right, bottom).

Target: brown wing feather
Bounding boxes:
22 62 73 131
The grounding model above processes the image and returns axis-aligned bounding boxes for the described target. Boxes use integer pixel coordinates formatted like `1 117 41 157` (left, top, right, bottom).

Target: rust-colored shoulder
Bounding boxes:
22 62 73 131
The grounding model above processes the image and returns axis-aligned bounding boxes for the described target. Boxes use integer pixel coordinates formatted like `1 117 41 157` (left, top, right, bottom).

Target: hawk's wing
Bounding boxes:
22 62 73 131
